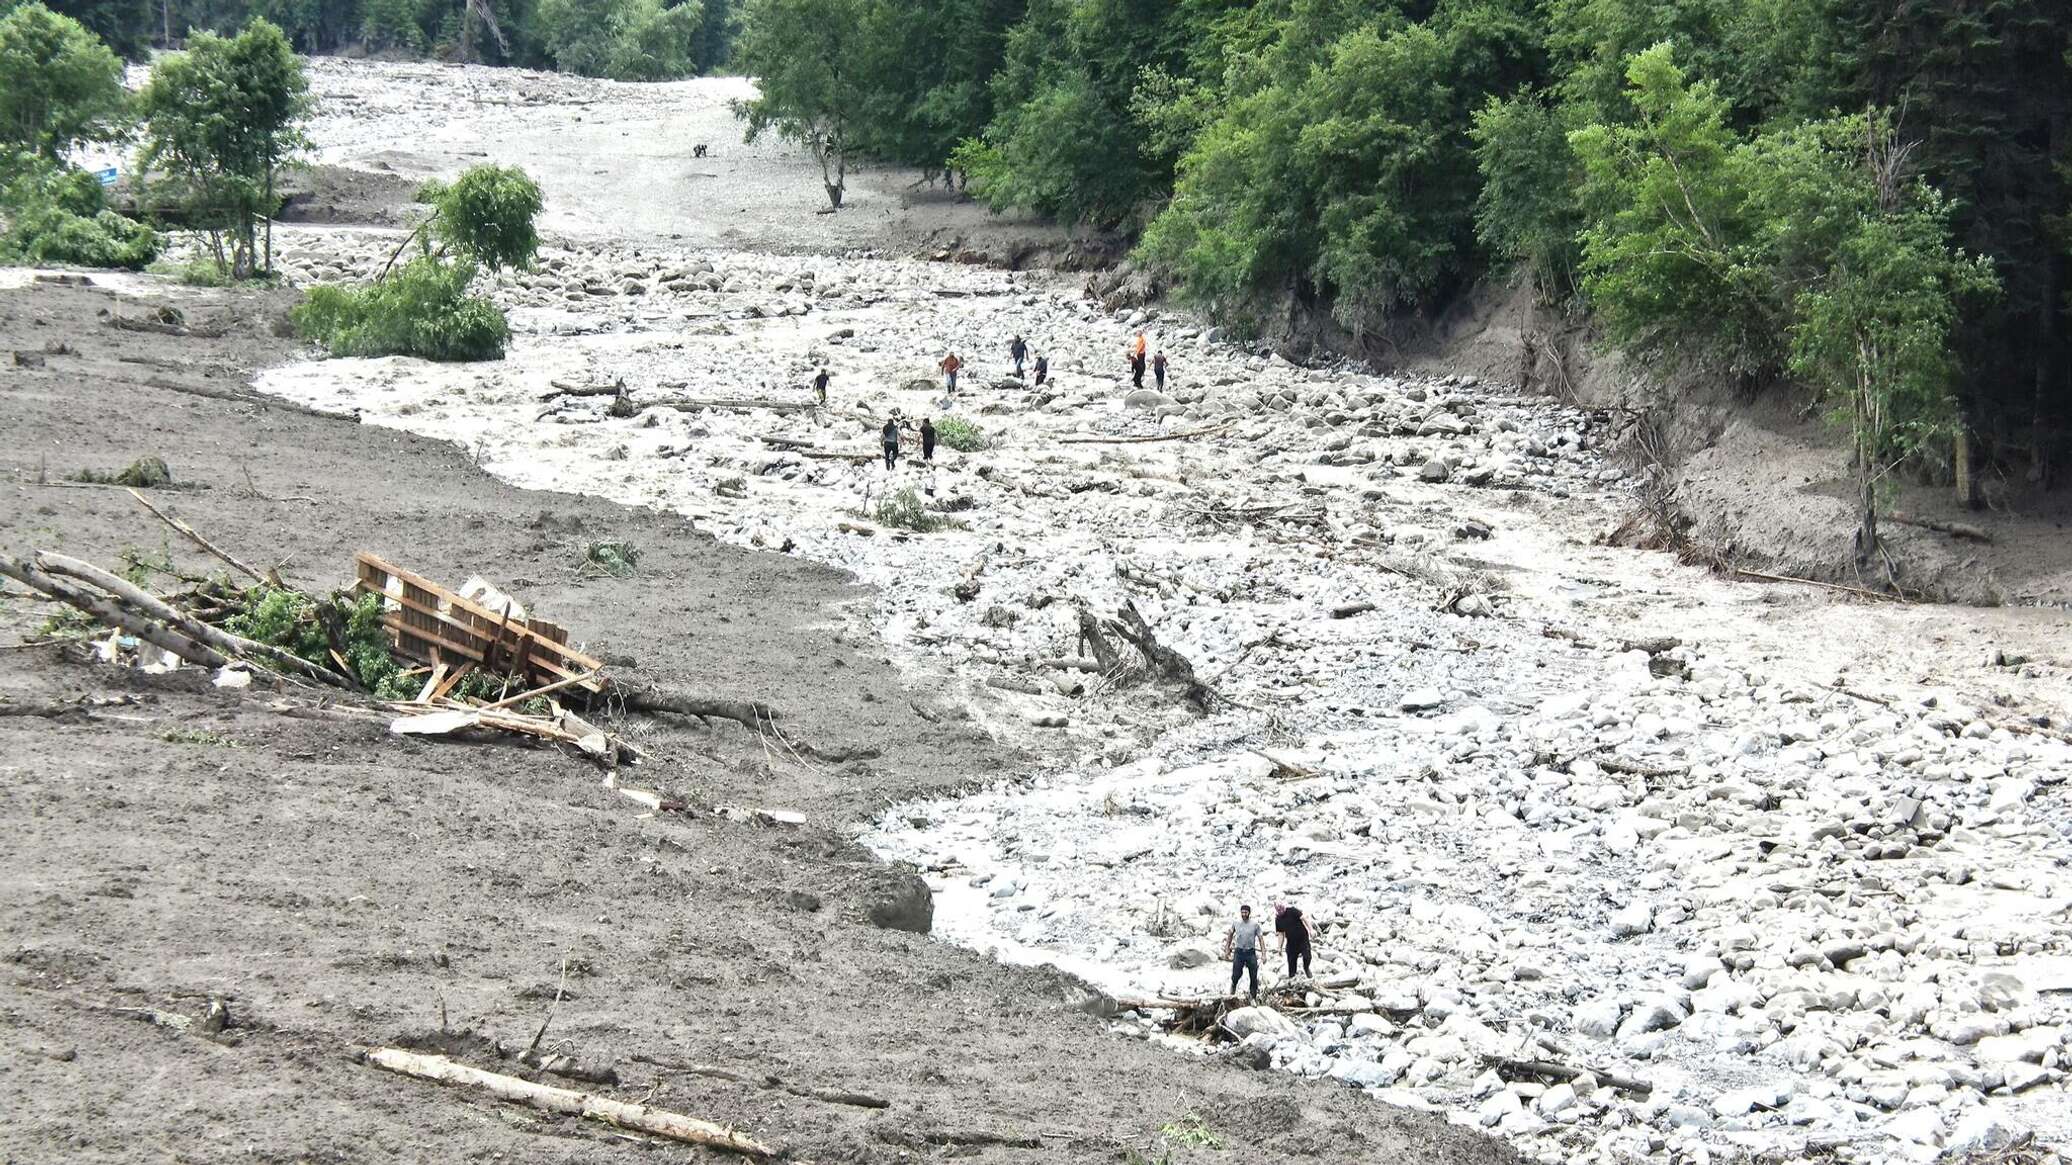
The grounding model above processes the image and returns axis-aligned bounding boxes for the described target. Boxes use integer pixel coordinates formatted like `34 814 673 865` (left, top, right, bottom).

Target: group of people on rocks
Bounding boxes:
1223 901 1313 1001
813 326 1175 471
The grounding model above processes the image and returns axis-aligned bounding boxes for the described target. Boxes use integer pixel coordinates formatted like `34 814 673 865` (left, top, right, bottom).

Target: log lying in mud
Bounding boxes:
1485 1055 1653 1098
613 682 780 734
363 1047 776 1158
645 396 820 415
0 556 228 670
631 1053 890 1110
1888 511 1992 544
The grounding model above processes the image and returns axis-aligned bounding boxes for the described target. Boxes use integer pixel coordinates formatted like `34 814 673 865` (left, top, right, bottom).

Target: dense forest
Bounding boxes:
4 0 737 79
729 0 2072 508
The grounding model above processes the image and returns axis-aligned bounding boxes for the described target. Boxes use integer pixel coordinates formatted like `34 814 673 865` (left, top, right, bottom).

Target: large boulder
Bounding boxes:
1222 1006 1299 1041
863 867 934 934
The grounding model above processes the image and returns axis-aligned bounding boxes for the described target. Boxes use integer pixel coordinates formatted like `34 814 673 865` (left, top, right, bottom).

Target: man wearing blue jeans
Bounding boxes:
1225 904 1262 1001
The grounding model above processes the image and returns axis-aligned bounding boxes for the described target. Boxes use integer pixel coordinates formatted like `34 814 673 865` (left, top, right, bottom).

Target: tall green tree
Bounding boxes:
2 0 153 58
733 0 867 209
0 2 130 160
138 17 309 277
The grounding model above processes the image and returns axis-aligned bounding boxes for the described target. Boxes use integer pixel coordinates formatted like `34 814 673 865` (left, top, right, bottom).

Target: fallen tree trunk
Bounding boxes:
631 1053 890 1110
539 378 626 401
0 557 227 670
646 397 819 415
1485 1055 1652 1098
1888 510 1992 544
362 1047 776 1158
1057 420 1235 445
34 552 354 689
1104 599 1212 710
613 682 779 734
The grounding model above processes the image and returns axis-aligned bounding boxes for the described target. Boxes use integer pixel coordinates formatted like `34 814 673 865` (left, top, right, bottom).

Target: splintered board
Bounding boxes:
354 552 604 695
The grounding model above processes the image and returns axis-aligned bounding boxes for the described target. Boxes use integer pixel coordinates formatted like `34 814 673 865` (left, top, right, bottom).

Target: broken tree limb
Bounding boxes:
128 374 358 422
645 396 820 415
1075 607 1124 674
1485 1056 1652 1098
362 1047 775 1158
1888 510 1992 543
539 378 626 401
1104 599 1213 710
0 557 228 670
1330 602 1378 619
1733 568 1904 603
33 552 354 689
1057 420 1235 445
478 668 604 712
631 1054 890 1110
613 682 779 734
127 489 278 587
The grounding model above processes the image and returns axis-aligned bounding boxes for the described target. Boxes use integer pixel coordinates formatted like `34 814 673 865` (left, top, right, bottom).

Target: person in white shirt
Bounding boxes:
1224 903 1263 1001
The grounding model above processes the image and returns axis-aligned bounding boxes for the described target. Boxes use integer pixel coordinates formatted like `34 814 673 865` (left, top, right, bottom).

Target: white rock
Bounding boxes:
1610 903 1653 938
1400 687 1446 713
1222 1007 1299 1041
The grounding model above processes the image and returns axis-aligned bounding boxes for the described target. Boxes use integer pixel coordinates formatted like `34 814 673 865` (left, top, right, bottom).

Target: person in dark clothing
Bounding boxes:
1009 334 1027 379
1152 350 1168 391
1224 904 1262 1000
920 416 937 462
1130 352 1146 389
1275 902 1312 980
1033 354 1049 387
881 418 900 470
813 368 830 405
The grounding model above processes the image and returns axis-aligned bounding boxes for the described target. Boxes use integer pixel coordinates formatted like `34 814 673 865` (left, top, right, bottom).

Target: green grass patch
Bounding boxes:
933 416 989 452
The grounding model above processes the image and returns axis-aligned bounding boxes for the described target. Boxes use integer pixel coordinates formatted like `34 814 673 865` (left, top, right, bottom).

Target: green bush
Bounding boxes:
0 155 159 269
417 163 541 272
292 255 510 361
932 416 987 452
0 2 131 159
872 486 962 533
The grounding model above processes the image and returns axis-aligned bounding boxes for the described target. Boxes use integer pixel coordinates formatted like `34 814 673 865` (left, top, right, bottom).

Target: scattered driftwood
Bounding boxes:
128 488 278 587
35 552 353 689
1486 1055 1652 1098
362 1047 776 1158
1057 420 1235 445
540 378 626 401
632 1053 890 1110
1888 510 1991 544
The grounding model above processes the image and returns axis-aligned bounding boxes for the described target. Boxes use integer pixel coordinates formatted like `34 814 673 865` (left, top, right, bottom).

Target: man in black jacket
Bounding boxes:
1275 902 1312 980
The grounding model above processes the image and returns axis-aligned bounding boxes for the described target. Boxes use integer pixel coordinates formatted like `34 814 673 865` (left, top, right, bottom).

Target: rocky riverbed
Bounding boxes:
237 219 2072 1165
213 59 2072 1165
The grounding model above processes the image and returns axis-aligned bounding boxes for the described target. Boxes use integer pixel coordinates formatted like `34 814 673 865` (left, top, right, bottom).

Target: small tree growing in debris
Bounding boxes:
137 19 309 280
732 0 867 210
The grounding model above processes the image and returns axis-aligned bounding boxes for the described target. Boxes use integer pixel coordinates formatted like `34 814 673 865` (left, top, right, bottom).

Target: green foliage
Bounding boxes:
292 255 510 361
932 416 987 452
68 454 172 486
137 19 309 280
419 164 541 272
734 0 866 208
0 153 161 269
222 586 422 700
4 0 154 60
1471 90 1581 296
225 585 331 662
1158 1113 1225 1149
0 2 129 159
533 0 717 80
360 0 426 51
581 539 640 577
872 487 961 532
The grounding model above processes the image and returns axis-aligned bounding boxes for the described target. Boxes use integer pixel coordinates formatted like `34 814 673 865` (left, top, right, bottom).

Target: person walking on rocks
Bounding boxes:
940 352 962 395
1152 349 1168 392
881 417 901 470
1009 334 1028 379
813 367 830 406
1128 332 1148 389
1275 901 1312 981
1033 353 1049 387
1225 904 1263 1001
921 416 937 463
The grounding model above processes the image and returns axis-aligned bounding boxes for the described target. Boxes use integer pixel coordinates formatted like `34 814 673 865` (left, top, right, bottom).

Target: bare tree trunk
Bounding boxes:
1954 420 1975 510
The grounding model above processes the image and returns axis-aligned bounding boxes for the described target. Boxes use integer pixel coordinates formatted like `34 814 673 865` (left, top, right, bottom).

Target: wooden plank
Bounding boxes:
357 582 601 691
356 553 603 674
374 612 589 689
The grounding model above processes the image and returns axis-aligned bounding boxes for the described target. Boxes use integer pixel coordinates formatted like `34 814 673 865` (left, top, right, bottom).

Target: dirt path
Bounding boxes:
0 282 1517 1162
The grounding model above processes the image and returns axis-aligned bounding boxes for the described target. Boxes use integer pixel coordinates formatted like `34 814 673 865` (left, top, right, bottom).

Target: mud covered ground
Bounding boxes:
0 280 1518 1164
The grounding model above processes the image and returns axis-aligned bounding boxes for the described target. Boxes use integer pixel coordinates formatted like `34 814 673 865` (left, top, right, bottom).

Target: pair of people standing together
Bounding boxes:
1223 902 1313 1001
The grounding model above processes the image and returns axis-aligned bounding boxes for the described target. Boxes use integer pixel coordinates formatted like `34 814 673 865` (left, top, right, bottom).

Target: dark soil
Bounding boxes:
275 163 426 229
0 277 1517 1164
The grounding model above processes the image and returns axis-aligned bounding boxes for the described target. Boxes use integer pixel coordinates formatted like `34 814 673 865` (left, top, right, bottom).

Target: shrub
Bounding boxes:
292 255 510 361
0 155 161 269
932 416 987 452
417 164 541 272
68 455 172 487
872 486 963 532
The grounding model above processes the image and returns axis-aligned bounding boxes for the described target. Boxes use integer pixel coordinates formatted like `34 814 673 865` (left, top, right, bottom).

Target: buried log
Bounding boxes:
34 552 355 689
1888 510 1992 544
613 682 779 734
362 1047 776 1158
631 1053 890 1110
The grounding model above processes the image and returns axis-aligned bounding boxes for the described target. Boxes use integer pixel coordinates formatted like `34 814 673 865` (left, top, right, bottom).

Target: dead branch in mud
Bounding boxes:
0 556 229 669
128 489 279 587
612 682 780 735
631 1053 890 1109
362 1047 776 1158
127 374 358 422
1888 511 1991 544
1733 568 1905 603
